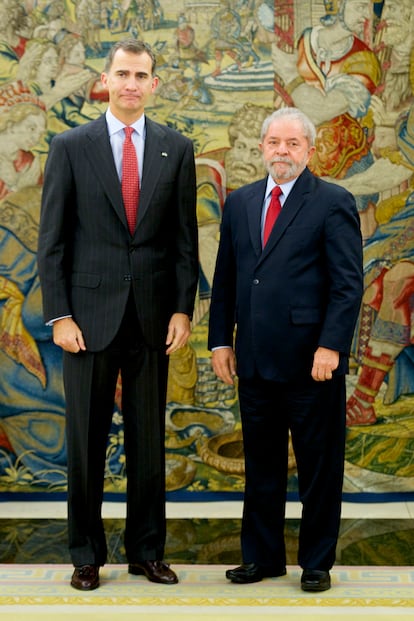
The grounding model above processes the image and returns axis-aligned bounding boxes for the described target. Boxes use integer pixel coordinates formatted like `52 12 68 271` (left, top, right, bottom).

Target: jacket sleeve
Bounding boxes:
37 135 74 323
318 187 363 354
171 137 199 318
208 195 237 349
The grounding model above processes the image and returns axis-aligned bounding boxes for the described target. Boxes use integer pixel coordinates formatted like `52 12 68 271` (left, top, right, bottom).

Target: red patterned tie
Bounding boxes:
121 126 140 234
263 185 282 246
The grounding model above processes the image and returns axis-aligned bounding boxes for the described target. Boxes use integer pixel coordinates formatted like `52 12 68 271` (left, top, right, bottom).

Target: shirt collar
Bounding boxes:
105 108 146 137
265 175 297 200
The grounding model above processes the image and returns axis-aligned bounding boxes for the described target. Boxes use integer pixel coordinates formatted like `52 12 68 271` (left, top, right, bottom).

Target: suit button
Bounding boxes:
253 278 259 285
123 274 132 281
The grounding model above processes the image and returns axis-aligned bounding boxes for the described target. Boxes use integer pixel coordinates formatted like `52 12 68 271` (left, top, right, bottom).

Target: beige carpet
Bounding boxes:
1 564 414 620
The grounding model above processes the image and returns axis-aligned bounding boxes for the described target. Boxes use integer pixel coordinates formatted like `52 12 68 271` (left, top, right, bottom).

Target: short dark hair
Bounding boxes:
104 39 157 75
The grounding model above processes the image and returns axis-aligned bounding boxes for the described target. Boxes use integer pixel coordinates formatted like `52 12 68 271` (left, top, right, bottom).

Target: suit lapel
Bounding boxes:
83 116 172 235
246 179 267 257
138 118 166 227
259 168 312 260
83 116 128 230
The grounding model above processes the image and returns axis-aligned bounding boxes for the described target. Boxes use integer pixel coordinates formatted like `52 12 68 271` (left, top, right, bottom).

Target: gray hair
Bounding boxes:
261 107 316 146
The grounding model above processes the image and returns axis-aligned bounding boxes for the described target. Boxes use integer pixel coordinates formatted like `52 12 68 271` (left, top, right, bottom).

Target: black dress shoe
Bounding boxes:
71 565 99 590
128 560 178 584
301 569 331 592
226 563 286 584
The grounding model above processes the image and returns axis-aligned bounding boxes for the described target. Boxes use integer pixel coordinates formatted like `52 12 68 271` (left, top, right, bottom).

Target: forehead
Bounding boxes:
264 118 306 141
110 49 152 72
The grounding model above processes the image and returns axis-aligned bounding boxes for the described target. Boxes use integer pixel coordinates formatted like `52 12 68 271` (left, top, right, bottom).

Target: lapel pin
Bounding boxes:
161 152 168 157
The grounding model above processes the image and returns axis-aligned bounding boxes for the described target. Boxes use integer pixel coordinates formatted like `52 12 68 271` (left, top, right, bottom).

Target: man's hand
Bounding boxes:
311 346 339 381
165 313 191 355
211 347 237 385
53 317 86 353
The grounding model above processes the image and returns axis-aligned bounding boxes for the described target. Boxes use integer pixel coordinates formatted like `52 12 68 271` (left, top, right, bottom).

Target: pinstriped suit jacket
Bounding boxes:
38 114 198 351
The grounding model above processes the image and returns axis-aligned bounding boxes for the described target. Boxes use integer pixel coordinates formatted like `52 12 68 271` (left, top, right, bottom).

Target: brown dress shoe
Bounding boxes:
128 560 178 584
71 565 99 590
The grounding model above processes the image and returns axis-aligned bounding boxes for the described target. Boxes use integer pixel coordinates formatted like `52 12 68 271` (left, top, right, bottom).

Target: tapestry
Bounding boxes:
1 0 414 501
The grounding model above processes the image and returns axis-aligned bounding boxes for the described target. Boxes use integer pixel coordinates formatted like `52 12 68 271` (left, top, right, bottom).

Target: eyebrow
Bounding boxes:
115 69 150 77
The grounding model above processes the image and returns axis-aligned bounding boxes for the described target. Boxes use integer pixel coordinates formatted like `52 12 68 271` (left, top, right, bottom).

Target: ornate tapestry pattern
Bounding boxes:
0 0 414 499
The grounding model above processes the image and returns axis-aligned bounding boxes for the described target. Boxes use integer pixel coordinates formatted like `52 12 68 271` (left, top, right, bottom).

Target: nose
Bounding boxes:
125 76 138 90
275 142 288 154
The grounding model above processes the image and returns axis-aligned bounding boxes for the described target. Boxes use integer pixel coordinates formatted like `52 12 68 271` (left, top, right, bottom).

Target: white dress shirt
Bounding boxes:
260 175 296 246
105 107 145 181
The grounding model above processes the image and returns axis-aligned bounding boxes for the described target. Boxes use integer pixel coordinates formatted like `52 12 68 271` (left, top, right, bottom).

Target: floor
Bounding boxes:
3 563 414 621
1 501 413 621
1 500 413 566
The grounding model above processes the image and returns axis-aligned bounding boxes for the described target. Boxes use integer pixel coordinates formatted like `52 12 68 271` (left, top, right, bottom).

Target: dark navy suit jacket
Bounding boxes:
208 167 363 381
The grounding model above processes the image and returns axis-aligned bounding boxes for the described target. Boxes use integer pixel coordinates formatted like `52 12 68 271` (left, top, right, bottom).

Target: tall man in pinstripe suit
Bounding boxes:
37 39 198 590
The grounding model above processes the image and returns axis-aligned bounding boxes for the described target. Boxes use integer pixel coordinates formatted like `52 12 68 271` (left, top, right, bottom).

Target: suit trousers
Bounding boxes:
63 293 169 567
238 372 346 571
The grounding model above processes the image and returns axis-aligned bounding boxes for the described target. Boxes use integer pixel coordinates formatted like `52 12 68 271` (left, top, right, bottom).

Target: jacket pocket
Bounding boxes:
71 272 101 288
290 307 322 324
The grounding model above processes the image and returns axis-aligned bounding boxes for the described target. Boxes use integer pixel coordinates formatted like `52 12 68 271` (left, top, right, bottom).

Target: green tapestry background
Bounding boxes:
1 0 414 500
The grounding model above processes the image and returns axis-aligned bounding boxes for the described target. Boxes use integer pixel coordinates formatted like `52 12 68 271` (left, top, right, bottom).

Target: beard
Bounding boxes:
265 155 307 182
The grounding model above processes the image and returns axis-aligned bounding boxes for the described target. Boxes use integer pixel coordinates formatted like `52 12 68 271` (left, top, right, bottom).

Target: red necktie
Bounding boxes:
263 185 282 246
121 126 140 234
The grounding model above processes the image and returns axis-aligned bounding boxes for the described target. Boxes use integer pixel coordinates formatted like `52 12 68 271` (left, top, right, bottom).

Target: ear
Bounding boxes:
307 145 316 162
151 75 159 93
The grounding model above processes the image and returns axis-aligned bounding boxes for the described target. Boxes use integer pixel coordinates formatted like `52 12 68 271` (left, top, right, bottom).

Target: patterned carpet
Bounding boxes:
1 564 414 620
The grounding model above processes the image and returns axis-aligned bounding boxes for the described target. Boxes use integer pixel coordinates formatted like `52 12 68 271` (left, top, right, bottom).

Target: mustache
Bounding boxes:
270 157 292 165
